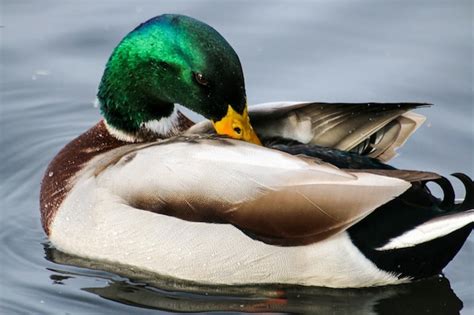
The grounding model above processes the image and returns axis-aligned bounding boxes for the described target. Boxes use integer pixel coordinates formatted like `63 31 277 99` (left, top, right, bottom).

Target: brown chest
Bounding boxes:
40 121 127 235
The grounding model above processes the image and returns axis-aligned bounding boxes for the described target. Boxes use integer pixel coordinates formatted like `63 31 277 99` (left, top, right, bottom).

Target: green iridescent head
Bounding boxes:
98 14 260 144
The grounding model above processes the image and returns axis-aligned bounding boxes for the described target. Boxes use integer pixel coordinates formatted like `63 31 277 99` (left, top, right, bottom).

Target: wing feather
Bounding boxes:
249 101 428 161
96 136 411 244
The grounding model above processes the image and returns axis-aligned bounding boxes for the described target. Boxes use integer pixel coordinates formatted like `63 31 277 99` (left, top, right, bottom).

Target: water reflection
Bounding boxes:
45 244 462 314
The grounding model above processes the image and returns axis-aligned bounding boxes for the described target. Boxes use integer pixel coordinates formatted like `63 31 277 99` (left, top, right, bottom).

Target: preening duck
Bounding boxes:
40 14 473 288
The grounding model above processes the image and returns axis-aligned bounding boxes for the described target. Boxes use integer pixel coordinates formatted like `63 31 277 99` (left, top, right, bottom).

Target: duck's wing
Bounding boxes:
97 136 411 246
248 102 428 162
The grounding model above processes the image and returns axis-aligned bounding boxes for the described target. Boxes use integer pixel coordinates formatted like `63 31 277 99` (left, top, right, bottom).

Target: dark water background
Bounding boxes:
1 1 472 314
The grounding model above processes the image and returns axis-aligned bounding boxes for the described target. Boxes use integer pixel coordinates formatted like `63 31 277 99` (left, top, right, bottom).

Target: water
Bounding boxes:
1 0 472 314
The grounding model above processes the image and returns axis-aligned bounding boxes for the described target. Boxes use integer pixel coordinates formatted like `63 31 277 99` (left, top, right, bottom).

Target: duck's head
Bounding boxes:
97 14 260 144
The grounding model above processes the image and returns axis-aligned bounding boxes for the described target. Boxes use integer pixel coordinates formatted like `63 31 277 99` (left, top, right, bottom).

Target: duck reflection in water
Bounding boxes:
45 244 463 315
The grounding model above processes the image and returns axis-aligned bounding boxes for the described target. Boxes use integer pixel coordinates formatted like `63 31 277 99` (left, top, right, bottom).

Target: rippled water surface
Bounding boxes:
1 1 473 314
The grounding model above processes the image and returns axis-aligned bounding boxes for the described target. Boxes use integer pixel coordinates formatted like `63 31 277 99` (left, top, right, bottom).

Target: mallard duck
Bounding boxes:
40 14 473 288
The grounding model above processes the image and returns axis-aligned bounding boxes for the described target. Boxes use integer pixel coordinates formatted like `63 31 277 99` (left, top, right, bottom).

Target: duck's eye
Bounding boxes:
233 127 242 135
193 72 208 86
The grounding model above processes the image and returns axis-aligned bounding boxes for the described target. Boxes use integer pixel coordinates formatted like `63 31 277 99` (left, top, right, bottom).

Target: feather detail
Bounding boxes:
349 169 441 183
248 101 428 162
376 210 474 250
89 136 411 245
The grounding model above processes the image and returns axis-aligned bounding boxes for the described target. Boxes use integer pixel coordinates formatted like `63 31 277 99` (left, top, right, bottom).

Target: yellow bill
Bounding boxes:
212 105 262 145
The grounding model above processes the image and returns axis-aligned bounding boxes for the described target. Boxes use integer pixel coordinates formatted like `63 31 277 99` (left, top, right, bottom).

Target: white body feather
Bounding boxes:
377 210 474 251
49 138 412 287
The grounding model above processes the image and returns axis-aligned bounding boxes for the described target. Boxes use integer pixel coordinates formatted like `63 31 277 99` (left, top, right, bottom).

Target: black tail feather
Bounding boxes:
421 176 455 211
350 173 473 280
451 173 474 211
419 173 473 212
426 177 455 211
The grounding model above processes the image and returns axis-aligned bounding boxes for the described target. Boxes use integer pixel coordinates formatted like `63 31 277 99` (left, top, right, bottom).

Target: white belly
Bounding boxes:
49 175 404 288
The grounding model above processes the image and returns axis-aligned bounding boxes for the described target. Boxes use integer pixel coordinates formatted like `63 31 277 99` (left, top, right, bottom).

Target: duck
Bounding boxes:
40 14 473 288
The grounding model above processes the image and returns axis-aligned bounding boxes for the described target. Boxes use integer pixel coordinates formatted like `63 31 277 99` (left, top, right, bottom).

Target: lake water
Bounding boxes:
1 1 472 314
